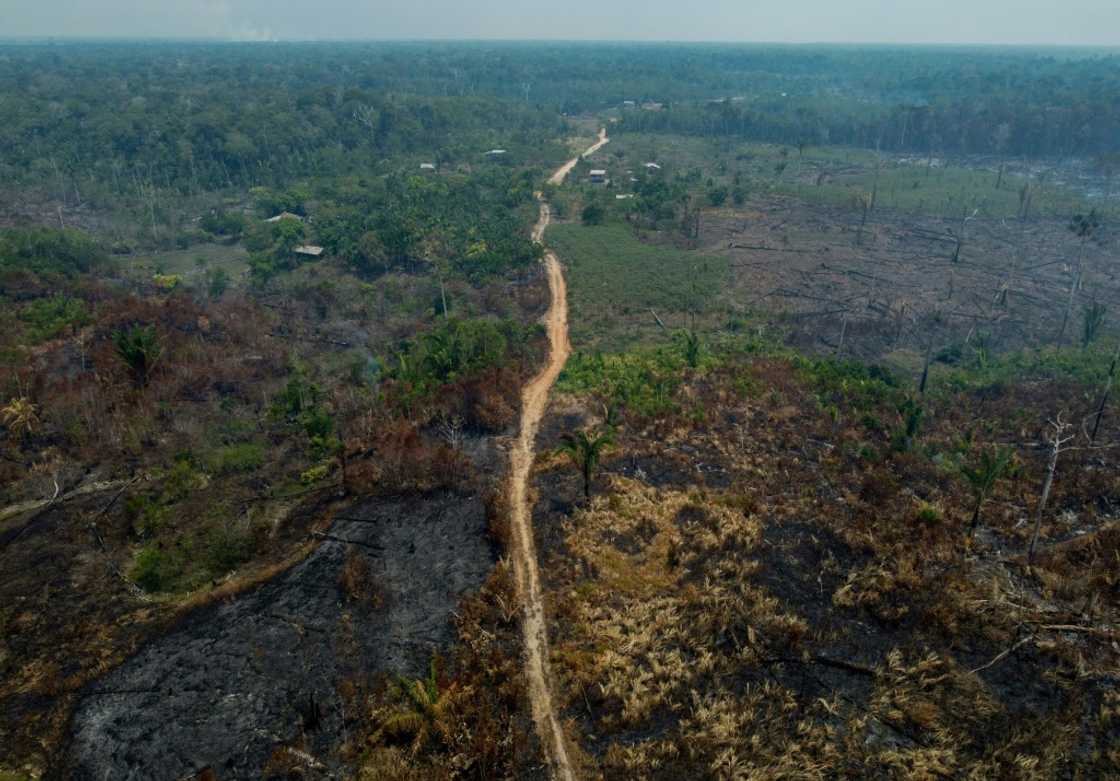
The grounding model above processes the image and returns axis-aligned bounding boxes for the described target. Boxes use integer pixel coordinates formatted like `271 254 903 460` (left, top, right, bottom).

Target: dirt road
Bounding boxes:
510 128 608 781
545 128 610 189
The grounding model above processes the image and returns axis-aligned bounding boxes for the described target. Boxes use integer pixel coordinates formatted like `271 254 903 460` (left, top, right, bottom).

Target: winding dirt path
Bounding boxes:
510 128 608 781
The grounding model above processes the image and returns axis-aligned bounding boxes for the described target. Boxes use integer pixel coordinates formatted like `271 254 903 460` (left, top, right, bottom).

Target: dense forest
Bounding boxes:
2 42 1119 204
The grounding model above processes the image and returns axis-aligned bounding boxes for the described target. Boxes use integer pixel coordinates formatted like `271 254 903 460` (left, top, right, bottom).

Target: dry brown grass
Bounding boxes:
339 548 386 609
536 351 1120 779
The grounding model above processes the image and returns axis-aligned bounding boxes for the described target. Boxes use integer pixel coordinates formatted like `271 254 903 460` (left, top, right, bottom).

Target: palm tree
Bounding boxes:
379 657 453 753
112 324 162 387
960 445 1015 535
677 329 702 369
1 397 39 443
560 427 613 498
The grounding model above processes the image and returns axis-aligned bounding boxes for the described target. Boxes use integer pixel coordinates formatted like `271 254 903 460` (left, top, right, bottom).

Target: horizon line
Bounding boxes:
0 36 1118 49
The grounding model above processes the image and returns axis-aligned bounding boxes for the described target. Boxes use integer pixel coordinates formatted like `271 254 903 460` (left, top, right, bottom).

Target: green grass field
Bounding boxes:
126 242 250 285
547 221 729 351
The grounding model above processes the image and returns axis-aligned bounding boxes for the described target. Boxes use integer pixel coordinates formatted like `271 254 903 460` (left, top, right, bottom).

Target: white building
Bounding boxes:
265 211 303 223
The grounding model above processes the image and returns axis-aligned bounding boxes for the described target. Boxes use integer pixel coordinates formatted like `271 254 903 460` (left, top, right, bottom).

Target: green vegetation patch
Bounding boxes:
0 227 107 277
936 340 1119 393
547 223 729 351
387 316 539 399
560 347 689 419
207 442 266 476
19 295 90 342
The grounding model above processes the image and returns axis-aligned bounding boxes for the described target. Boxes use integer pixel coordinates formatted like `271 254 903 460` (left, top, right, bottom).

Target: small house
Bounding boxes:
588 169 608 184
265 211 303 223
644 162 662 171
419 163 437 172
294 245 324 258
485 149 507 157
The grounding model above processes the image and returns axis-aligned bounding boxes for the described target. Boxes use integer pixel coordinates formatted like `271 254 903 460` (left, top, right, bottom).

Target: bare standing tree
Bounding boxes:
1028 414 1075 563
853 191 873 246
1057 211 1102 344
1089 339 1120 443
918 311 943 395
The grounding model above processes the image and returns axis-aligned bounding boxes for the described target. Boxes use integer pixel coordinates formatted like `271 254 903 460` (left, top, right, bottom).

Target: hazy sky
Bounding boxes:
3 0 1119 46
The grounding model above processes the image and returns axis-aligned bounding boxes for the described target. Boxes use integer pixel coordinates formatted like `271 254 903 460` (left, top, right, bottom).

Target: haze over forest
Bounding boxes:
1 6 1119 781
3 0 1120 46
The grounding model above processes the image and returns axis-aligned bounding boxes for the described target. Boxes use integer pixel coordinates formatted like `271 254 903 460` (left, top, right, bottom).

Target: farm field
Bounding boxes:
547 222 729 351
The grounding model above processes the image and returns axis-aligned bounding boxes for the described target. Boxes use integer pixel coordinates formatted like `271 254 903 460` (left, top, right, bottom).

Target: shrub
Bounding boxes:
207 267 231 300
707 186 728 207
915 502 943 525
0 227 106 276
152 273 182 291
208 442 265 475
559 348 686 420
20 295 90 342
204 523 254 577
124 493 168 538
581 202 606 226
200 210 247 237
131 546 174 592
300 464 331 484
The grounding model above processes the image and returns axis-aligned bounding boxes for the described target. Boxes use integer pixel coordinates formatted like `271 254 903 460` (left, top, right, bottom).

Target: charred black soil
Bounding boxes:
65 490 493 781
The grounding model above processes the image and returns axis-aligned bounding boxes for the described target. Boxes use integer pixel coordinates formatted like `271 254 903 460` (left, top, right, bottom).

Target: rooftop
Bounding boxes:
265 211 303 223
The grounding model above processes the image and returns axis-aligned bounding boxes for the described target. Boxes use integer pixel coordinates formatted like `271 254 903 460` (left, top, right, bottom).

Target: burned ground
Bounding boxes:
712 197 1117 364
534 351 1120 779
64 490 493 781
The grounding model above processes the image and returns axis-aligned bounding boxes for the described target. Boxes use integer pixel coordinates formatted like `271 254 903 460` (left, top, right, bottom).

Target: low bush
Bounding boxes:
130 546 176 592
207 442 265 475
20 295 90 342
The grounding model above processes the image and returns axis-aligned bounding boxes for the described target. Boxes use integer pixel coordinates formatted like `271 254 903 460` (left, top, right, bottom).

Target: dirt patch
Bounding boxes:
65 490 493 780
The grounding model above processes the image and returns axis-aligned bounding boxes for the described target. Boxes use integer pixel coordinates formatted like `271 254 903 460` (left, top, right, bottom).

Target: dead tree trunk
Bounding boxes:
919 336 935 394
1028 415 1074 563
1090 341 1120 443
1057 254 1085 344
856 194 871 247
